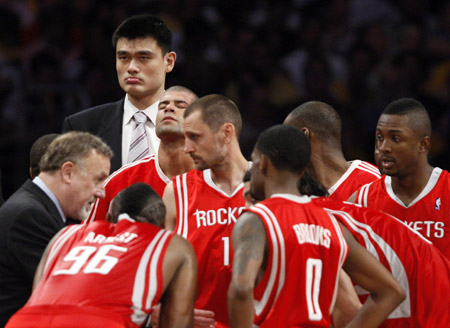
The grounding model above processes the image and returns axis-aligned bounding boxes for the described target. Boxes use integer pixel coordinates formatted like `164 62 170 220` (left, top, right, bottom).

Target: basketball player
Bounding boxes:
284 101 380 201
163 94 250 327
349 98 450 259
6 183 197 328
313 197 450 327
229 125 405 328
87 86 197 222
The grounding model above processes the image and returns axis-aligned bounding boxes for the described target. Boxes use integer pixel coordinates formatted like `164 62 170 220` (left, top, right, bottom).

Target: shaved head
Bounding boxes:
381 98 431 138
284 101 342 148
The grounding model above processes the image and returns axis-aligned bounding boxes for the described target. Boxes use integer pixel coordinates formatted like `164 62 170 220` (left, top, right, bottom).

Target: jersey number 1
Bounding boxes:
53 245 127 276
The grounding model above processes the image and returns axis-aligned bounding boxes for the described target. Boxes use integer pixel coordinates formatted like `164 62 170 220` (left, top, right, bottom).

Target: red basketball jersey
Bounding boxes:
173 169 246 327
22 215 174 328
246 194 348 327
313 197 450 327
87 155 170 222
354 167 450 259
328 160 381 201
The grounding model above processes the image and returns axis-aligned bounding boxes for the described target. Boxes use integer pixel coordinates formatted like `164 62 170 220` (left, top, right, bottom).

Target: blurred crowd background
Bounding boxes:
1 0 449 198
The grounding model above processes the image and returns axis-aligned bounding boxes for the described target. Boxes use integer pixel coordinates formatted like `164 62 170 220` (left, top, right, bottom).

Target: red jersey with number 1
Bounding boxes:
173 169 246 328
313 197 450 328
245 194 348 327
328 160 381 201
354 167 450 259
87 155 170 223
13 216 174 328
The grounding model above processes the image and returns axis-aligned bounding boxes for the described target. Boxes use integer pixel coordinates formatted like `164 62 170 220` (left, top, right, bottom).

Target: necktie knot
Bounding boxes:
134 111 147 125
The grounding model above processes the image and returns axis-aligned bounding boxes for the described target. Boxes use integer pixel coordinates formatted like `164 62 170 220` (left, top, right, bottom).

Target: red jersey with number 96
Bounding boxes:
24 216 174 328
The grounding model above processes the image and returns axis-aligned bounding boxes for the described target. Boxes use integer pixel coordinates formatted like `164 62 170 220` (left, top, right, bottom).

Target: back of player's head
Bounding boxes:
255 125 311 174
381 97 431 137
30 133 59 179
112 14 172 55
184 94 242 137
39 132 113 173
285 101 342 146
113 183 166 227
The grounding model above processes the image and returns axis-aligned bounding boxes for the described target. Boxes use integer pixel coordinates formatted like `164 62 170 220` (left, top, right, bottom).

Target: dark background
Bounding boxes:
1 0 449 199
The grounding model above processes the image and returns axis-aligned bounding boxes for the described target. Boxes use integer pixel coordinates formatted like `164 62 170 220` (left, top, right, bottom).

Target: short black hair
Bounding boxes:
381 97 431 137
30 133 59 178
298 172 329 197
112 14 172 55
285 101 342 147
184 94 242 137
255 125 311 174
113 183 166 227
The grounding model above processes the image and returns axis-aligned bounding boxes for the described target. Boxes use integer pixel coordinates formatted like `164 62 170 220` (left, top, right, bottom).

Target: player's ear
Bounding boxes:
260 154 269 175
419 136 431 153
221 123 235 144
301 127 311 139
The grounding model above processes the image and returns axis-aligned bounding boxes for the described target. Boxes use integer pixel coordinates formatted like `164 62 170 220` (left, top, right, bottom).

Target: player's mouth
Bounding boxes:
126 77 141 84
162 116 177 123
380 157 395 170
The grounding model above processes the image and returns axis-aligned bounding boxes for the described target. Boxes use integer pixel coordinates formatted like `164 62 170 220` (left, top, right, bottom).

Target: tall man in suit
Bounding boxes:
0 132 112 326
62 14 176 173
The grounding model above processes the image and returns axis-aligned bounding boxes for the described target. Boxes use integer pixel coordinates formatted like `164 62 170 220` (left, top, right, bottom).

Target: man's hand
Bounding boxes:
194 309 216 327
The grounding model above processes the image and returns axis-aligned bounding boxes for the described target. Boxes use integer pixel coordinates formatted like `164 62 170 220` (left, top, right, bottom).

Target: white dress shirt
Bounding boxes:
122 94 160 166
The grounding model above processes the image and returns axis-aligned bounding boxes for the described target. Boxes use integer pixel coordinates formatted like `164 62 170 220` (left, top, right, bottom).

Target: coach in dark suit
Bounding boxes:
62 14 176 173
0 132 112 326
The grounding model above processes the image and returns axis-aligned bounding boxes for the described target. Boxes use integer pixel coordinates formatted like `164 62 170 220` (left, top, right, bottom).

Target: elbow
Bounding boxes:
228 280 253 303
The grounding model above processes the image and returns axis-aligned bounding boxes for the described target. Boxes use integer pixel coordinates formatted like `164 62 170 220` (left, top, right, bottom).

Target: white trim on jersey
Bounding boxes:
385 167 442 208
45 225 85 272
325 212 349 315
328 160 380 196
250 204 286 317
270 193 311 204
203 169 245 197
175 173 189 238
356 182 372 207
325 208 411 319
87 155 171 223
131 229 172 325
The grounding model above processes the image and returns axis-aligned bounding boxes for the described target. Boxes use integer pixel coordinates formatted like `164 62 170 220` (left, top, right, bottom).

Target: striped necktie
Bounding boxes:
128 111 149 163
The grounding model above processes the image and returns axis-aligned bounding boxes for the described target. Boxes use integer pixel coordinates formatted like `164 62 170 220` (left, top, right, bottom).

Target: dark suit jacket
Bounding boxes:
62 99 124 173
0 180 65 326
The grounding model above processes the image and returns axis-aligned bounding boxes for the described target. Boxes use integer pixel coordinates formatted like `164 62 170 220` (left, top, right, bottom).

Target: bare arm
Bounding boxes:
341 224 405 328
332 269 362 328
33 229 65 289
347 191 356 203
228 212 267 328
159 234 197 328
162 182 177 231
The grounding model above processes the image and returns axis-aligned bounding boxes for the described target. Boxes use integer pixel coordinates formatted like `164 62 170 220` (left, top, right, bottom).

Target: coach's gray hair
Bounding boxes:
39 131 113 172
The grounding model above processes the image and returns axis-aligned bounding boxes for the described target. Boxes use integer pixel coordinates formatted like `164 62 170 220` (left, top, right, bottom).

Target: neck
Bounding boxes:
158 137 193 180
210 146 249 196
127 87 164 110
264 172 302 199
390 162 434 204
39 172 67 217
310 142 349 190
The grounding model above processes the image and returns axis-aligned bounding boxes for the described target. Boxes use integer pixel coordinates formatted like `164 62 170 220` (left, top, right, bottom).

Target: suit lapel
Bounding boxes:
97 99 124 172
22 180 65 229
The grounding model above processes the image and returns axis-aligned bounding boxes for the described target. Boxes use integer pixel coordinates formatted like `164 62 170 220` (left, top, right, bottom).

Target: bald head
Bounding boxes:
381 98 431 138
284 101 342 147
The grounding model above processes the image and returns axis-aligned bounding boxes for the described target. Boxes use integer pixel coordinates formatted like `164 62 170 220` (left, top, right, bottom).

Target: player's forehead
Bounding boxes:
159 90 193 104
183 110 209 133
376 114 413 134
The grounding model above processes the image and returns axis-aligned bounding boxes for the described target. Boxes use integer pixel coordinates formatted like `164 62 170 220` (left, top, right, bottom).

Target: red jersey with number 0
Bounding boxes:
87 155 170 222
21 216 174 328
245 194 348 327
173 169 246 327
354 167 450 260
313 197 450 327
328 160 381 201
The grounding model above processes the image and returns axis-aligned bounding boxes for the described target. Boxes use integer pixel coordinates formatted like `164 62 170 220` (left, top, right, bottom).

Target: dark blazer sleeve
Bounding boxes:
61 99 124 172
